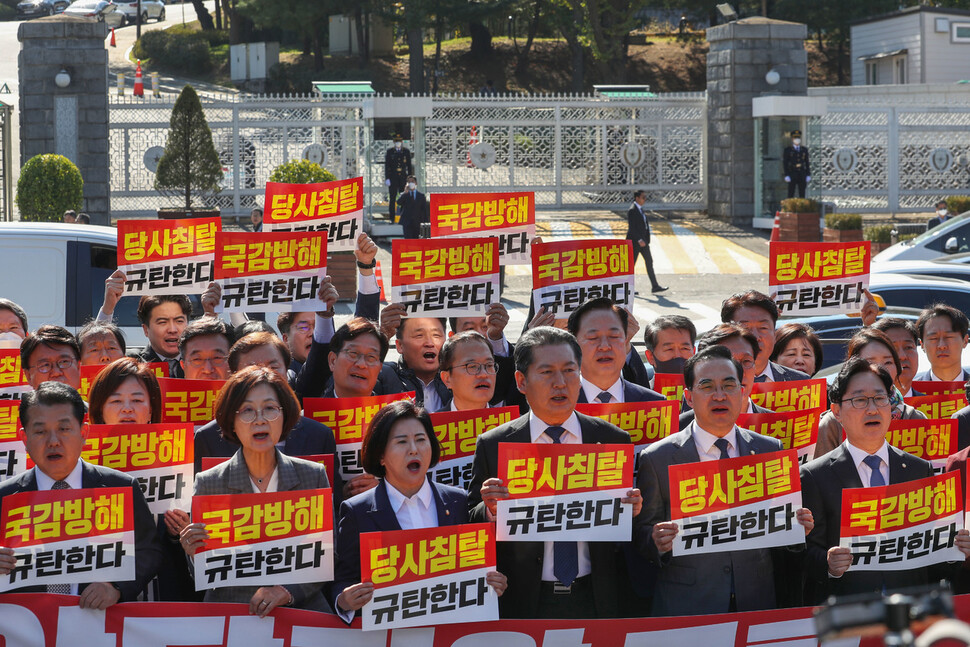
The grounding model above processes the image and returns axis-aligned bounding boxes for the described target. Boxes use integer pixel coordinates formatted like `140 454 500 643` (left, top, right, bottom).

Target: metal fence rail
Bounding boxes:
0 100 11 222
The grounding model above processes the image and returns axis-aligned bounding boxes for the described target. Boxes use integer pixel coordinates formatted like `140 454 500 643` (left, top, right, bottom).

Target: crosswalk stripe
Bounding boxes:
651 220 696 274
667 221 720 274
678 220 742 274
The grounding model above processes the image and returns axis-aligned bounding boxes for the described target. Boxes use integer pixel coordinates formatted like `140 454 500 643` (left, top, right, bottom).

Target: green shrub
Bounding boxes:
16 155 84 222
780 198 819 213
898 232 919 242
947 195 970 215
16 154 83 222
269 159 336 184
825 213 863 230
134 28 211 75
864 224 893 243
0 4 17 20
154 85 222 209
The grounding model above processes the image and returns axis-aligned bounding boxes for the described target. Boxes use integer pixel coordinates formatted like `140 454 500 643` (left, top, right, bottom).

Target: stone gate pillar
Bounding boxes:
706 17 807 225
19 16 109 224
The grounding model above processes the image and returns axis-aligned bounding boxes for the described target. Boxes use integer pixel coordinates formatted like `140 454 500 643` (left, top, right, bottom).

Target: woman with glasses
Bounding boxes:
437 331 498 411
800 356 970 601
78 321 126 367
332 399 507 622
814 329 926 458
179 366 333 614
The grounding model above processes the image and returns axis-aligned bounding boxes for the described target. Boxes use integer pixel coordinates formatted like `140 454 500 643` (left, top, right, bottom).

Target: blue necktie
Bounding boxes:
546 426 579 586
714 437 731 460
596 391 612 404
863 455 885 486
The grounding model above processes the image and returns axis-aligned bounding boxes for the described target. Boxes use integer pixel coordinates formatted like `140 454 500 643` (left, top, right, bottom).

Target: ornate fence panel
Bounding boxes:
812 88 970 213
108 94 365 219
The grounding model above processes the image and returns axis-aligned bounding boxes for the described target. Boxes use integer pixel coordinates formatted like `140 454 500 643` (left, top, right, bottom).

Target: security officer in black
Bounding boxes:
783 130 811 198
384 135 413 220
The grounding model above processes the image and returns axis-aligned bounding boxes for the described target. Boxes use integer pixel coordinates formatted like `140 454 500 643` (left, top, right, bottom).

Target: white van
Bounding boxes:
873 211 970 262
0 222 201 350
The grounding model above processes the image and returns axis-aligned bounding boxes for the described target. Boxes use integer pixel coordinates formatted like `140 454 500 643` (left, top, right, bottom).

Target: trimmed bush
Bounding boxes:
268 159 336 184
864 224 893 243
16 154 83 222
780 198 819 213
825 213 863 230
898 233 919 242
947 196 970 215
154 85 223 209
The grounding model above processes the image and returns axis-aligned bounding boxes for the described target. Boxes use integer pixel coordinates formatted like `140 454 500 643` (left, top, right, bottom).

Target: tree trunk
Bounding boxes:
515 0 541 75
568 39 583 91
431 17 443 95
355 6 369 67
313 22 325 71
408 27 424 93
189 0 214 31
469 21 492 58
214 0 221 31
837 39 846 85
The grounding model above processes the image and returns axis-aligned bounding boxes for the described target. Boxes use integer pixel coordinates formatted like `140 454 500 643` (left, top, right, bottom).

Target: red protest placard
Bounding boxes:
430 191 535 265
905 392 969 420
191 488 334 590
652 373 685 403
769 241 870 316
495 443 634 542
912 380 966 397
0 399 20 442
263 177 363 252
668 449 803 556
0 400 25 480
886 418 957 467
159 377 225 426
79 362 169 403
531 239 633 320
82 424 194 514
839 471 963 570
390 238 500 317
0 487 136 591
0 348 28 394
429 406 517 491
359 523 498 631
750 379 827 412
575 400 678 451
737 410 820 462
304 393 414 482
117 218 220 296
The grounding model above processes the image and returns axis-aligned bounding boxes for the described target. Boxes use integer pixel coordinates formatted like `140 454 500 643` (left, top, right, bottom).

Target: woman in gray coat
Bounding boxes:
180 365 332 615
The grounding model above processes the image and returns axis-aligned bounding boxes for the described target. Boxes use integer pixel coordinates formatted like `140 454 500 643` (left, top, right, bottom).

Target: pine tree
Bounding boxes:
154 85 223 210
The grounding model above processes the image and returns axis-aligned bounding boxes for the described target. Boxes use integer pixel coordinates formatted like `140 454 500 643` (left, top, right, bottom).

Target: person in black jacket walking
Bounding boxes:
625 189 667 294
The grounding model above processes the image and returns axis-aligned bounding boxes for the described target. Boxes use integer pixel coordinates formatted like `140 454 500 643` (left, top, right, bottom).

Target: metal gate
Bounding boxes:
0 100 11 222
108 93 366 219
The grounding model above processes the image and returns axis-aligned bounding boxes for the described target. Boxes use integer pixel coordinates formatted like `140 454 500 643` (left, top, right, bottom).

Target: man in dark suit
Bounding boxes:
567 297 664 404
678 323 772 430
782 130 810 198
801 357 970 602
468 326 642 619
722 290 809 384
20 325 82 392
384 135 413 220
396 175 427 240
635 345 814 616
914 304 970 383
135 295 192 378
0 383 163 606
927 200 952 231
872 318 923 398
625 189 667 294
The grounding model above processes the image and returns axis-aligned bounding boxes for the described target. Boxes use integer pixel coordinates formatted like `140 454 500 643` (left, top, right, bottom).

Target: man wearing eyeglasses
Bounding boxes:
566 298 663 405
178 318 232 381
278 311 316 381
914 304 970 382
20 325 81 391
438 331 498 411
634 345 814 616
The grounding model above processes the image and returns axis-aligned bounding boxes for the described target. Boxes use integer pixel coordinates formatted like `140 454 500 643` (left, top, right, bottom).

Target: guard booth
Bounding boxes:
752 95 827 228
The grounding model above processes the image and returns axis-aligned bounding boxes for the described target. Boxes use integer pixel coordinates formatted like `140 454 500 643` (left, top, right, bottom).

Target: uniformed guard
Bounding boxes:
783 130 811 198
384 135 414 220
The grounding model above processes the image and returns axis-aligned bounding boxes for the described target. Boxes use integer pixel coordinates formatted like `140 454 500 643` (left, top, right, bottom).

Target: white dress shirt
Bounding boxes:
35 461 85 595
385 479 439 530
580 376 624 404
690 422 739 462
756 363 775 383
926 369 969 382
844 440 890 487
527 412 592 582
421 380 442 414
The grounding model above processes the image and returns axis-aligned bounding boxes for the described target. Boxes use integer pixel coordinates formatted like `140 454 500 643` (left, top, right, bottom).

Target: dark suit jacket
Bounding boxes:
634 424 784 616
945 445 970 593
138 347 184 379
927 216 950 231
762 361 810 383
332 478 467 618
913 368 970 382
577 379 665 404
678 401 772 431
782 146 811 177
625 204 650 244
397 190 428 238
623 349 652 390
194 449 331 610
800 444 934 602
954 405 970 452
468 412 631 618
374 359 451 407
0 461 164 600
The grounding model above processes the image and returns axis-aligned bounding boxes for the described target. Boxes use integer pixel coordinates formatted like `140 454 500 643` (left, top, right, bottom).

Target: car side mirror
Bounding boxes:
945 237 959 253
